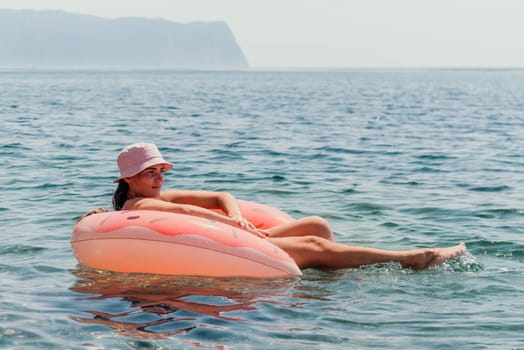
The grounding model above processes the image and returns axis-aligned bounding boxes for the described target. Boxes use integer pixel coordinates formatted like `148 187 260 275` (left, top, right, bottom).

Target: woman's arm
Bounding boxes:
128 196 265 237
159 190 253 229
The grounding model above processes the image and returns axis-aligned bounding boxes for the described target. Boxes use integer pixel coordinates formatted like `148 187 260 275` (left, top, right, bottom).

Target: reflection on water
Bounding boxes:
69 266 300 340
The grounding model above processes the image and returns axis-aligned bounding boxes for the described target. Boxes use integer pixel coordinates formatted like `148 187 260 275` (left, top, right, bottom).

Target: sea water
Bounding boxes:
1 69 523 349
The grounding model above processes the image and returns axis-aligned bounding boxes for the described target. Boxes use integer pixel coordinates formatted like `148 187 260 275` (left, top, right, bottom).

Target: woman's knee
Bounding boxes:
301 216 334 240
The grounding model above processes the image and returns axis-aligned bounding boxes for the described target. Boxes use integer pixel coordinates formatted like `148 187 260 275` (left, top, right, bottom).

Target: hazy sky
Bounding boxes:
2 0 523 68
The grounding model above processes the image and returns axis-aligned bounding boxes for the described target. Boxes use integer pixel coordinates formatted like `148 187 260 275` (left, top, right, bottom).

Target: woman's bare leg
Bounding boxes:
265 216 335 241
269 236 466 270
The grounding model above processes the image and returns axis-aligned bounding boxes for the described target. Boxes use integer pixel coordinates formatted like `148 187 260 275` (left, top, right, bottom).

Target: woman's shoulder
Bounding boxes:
158 189 206 198
122 197 142 210
158 190 183 200
123 196 170 210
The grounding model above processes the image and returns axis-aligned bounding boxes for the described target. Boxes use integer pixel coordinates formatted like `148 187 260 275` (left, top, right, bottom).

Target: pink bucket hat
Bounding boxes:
114 143 173 183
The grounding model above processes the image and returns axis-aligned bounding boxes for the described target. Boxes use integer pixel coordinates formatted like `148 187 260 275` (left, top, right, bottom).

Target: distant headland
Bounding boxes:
0 9 249 69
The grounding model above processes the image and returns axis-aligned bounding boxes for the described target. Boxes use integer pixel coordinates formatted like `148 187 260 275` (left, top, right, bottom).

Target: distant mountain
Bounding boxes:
0 9 249 69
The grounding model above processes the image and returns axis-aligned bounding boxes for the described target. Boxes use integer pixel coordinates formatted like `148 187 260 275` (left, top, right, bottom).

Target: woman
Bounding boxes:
108 143 465 271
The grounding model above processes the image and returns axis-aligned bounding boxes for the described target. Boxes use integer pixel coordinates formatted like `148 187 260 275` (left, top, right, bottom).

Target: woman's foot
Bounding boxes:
401 242 466 270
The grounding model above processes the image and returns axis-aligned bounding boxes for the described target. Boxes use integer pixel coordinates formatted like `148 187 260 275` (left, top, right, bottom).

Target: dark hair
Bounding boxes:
112 180 129 211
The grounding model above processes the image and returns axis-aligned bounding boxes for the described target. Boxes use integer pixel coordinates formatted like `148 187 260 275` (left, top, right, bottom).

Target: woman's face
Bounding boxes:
125 164 167 197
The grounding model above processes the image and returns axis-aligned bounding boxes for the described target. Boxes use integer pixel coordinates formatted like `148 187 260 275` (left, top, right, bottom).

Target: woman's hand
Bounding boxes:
78 207 109 222
228 214 271 238
247 227 270 239
229 214 256 230
254 228 271 238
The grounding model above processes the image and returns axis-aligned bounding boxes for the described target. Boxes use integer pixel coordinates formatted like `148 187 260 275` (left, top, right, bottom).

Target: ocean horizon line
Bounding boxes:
1 66 523 73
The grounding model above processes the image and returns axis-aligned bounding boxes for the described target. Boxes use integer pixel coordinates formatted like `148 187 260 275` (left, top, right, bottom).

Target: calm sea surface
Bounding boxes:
1 70 523 349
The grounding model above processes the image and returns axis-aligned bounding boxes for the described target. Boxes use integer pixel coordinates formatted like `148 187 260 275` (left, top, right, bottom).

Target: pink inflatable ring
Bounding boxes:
72 200 301 278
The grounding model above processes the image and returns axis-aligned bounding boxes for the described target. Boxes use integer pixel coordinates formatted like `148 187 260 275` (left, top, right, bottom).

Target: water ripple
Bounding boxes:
1 69 523 349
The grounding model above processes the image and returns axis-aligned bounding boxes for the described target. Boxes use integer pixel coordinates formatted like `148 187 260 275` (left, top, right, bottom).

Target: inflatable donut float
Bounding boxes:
72 200 301 278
